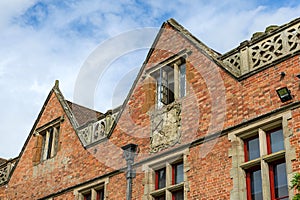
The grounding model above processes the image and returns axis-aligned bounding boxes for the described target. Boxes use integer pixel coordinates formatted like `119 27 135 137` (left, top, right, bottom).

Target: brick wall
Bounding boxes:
0 20 299 199
4 92 114 199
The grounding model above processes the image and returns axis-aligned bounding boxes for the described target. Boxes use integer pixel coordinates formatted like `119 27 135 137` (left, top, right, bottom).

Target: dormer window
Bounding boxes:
41 125 60 160
151 60 186 108
32 116 63 164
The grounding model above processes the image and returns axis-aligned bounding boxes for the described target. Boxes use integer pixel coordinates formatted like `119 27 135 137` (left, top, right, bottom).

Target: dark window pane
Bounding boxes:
172 189 184 200
179 64 186 98
156 168 166 189
251 169 263 200
247 137 260 161
155 195 165 200
97 189 104 200
174 163 184 184
270 129 284 153
168 82 175 104
274 162 288 199
47 128 53 159
84 193 91 200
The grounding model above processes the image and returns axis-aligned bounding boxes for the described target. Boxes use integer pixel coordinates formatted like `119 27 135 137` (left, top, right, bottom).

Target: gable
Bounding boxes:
81 18 232 161
6 83 114 199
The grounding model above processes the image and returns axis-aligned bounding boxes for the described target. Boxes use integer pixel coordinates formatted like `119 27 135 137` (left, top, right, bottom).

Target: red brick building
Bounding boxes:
1 17 300 200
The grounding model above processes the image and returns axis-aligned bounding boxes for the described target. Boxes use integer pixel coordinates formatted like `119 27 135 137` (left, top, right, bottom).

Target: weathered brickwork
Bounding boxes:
187 136 232 199
0 18 300 199
1 92 115 199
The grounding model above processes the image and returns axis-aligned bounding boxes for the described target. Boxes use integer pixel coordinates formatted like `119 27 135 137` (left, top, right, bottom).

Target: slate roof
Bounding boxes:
66 100 104 127
0 158 7 165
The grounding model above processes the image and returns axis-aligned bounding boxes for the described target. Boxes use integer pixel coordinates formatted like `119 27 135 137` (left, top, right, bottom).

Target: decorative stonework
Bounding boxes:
0 164 8 184
0 159 16 185
221 19 300 77
150 102 181 153
250 24 300 69
78 111 119 146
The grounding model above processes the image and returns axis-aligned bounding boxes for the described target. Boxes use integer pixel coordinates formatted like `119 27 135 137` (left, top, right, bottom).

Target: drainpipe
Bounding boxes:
121 144 138 200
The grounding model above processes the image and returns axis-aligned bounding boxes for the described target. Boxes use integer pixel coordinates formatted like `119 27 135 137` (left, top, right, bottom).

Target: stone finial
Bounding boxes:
265 25 279 33
251 32 264 40
55 80 59 88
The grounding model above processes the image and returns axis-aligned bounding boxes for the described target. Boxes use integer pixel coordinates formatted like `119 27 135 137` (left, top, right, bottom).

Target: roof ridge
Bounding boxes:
166 18 221 58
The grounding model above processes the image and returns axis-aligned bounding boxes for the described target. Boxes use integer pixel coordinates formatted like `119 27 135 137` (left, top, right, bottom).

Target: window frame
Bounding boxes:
268 159 289 200
149 56 187 109
245 164 263 200
34 116 63 163
73 178 108 200
40 125 60 160
228 111 295 200
242 127 288 200
152 161 184 200
142 150 188 200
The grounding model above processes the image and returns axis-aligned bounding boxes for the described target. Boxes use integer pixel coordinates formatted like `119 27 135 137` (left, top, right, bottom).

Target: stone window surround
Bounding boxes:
146 51 189 109
73 177 109 200
34 116 64 162
142 149 189 200
228 110 296 200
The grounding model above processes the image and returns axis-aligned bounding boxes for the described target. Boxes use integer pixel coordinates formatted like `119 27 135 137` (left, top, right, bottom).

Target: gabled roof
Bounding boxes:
4 80 102 183
104 18 231 140
142 18 238 78
0 158 7 165
66 100 104 127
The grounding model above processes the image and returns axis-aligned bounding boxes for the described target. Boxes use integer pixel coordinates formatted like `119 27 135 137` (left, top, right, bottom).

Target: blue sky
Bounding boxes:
1 0 300 159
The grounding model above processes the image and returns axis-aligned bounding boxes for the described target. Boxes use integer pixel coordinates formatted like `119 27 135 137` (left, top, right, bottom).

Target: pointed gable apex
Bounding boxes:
143 18 221 66
108 19 226 136
4 81 85 183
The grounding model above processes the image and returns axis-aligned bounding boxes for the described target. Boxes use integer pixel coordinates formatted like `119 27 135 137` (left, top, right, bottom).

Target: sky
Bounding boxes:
1 0 300 159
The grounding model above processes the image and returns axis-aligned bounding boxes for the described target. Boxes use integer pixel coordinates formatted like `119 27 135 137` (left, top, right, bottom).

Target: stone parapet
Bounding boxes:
0 158 17 185
77 110 119 146
220 18 300 77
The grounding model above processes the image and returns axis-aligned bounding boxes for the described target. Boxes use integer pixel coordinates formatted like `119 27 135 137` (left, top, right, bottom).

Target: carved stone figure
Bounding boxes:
150 102 181 152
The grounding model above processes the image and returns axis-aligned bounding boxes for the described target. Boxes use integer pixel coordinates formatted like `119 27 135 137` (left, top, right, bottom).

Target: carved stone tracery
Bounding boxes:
222 21 300 76
78 111 119 146
150 102 181 153
0 159 16 185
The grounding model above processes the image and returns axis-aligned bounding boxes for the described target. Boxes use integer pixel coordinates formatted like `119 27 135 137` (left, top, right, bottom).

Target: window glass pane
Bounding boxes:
157 76 162 108
250 169 263 200
156 168 166 189
246 137 260 161
270 129 284 153
155 195 165 200
97 188 104 200
168 74 175 104
172 189 184 200
274 162 288 199
47 128 54 159
179 64 186 98
175 163 184 184
84 193 91 200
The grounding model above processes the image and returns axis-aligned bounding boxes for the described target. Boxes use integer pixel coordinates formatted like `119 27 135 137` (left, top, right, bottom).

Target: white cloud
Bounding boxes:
1 0 300 158
0 0 36 28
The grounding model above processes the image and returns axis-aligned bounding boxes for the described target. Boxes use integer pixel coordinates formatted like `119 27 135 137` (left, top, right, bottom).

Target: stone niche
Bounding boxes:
150 102 181 153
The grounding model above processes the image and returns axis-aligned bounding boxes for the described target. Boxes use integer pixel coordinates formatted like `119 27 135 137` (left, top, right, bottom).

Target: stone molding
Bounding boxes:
0 159 17 185
77 111 119 146
150 102 181 153
221 19 300 77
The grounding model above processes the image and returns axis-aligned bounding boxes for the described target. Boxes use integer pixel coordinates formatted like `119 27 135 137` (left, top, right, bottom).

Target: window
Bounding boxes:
74 178 108 200
151 161 184 200
155 168 166 189
243 128 288 200
228 112 294 200
82 188 104 200
41 125 60 160
151 60 186 108
33 117 63 164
